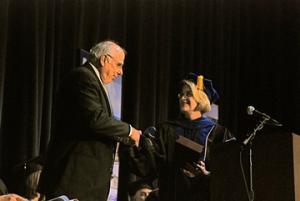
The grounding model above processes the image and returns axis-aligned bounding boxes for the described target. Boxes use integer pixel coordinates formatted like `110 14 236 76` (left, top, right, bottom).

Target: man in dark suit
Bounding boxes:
38 41 141 201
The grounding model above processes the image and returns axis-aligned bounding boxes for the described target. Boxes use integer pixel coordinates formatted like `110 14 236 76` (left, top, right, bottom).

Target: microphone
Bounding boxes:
246 106 282 126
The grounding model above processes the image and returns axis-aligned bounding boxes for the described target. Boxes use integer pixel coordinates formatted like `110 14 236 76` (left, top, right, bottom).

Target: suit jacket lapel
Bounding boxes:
85 63 113 116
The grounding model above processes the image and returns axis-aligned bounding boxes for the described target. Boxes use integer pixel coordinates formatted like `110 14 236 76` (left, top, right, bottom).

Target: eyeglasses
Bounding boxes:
178 91 193 98
106 54 124 68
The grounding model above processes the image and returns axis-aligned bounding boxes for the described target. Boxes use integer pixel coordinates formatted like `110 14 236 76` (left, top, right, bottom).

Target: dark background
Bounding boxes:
0 0 299 200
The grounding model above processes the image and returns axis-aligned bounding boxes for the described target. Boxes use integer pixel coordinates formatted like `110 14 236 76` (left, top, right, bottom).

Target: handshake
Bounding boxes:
113 126 158 148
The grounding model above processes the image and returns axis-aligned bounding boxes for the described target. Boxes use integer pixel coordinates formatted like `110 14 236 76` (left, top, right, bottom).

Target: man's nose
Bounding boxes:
118 68 123 75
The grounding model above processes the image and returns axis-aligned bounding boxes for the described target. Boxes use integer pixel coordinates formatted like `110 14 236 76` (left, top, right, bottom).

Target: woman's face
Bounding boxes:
178 85 198 113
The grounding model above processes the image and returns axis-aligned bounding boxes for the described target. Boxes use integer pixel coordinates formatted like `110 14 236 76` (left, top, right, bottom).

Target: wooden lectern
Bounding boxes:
210 128 300 201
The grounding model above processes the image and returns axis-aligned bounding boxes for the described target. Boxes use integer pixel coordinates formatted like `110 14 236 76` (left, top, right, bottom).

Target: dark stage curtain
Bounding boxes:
0 0 299 200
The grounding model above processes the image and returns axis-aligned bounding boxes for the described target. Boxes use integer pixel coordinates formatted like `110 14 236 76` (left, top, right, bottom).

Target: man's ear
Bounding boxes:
99 55 106 67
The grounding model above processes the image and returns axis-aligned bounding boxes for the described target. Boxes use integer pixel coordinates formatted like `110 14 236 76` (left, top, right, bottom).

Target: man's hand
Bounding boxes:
130 127 141 147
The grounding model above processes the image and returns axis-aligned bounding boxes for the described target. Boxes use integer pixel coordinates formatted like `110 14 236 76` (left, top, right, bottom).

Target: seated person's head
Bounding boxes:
129 179 153 201
132 186 153 201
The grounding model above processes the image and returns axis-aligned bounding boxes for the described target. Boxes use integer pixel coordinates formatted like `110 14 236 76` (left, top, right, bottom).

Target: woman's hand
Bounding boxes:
196 160 210 176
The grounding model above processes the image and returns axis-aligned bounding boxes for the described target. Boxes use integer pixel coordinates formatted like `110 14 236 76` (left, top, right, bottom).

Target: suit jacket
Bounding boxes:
39 64 131 201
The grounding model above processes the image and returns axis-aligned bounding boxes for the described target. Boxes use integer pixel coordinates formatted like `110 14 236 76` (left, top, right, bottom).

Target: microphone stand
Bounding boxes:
242 117 268 201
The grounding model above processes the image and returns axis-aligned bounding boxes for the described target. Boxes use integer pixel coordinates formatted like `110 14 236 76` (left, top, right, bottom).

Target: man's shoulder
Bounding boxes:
70 64 93 75
65 65 96 80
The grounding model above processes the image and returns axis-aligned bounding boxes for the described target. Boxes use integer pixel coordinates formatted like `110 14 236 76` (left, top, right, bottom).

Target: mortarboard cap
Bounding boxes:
184 72 219 104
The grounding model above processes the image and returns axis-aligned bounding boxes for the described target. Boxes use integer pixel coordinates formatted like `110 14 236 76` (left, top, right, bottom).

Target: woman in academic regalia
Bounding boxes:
130 73 235 201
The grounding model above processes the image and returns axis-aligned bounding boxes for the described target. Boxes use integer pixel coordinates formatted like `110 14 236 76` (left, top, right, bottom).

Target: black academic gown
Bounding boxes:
156 120 235 201
129 119 235 201
38 64 131 201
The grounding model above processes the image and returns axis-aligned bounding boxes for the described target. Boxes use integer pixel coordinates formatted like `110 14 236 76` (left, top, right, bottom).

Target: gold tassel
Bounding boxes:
197 75 204 91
